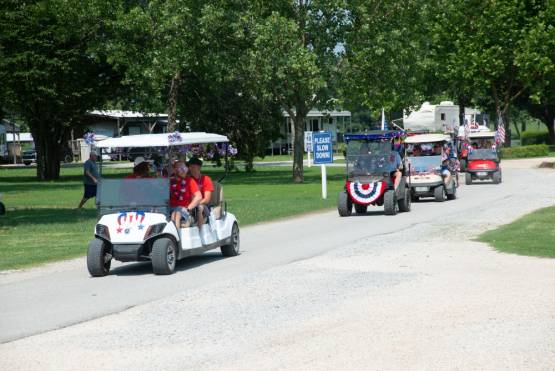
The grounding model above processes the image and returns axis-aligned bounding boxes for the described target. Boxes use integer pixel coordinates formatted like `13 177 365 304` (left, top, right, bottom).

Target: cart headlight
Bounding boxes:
95 224 110 240
144 223 166 240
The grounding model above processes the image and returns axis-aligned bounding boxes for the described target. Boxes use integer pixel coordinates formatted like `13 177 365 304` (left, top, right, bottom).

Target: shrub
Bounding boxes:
521 130 550 145
500 144 549 159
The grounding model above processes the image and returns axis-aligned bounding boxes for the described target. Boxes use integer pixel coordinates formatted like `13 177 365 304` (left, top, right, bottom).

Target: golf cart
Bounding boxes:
88 132 240 276
465 131 501 184
405 133 457 202
337 131 411 216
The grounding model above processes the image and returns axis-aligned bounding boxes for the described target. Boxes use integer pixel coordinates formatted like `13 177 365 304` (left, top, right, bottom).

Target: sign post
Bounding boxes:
313 131 333 199
304 131 313 167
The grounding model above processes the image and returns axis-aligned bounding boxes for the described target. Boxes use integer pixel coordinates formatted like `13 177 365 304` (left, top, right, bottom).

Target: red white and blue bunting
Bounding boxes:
346 181 387 205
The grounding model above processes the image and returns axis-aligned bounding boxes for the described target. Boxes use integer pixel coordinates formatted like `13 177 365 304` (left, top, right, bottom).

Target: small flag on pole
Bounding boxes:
495 116 506 144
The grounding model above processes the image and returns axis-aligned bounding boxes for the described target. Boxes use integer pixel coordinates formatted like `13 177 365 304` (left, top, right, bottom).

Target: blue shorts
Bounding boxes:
171 207 191 221
83 184 97 199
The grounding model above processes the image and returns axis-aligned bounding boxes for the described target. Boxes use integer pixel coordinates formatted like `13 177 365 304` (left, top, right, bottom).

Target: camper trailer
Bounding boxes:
403 101 487 134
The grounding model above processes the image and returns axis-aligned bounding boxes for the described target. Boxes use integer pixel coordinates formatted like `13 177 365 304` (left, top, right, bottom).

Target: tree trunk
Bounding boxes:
457 95 466 127
33 129 61 180
546 116 555 145
292 114 306 183
167 71 181 132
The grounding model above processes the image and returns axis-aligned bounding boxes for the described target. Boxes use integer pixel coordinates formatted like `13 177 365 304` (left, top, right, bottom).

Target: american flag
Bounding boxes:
496 116 506 144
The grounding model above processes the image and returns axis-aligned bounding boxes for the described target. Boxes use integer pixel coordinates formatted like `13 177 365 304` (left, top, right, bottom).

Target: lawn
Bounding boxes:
477 205 555 258
0 164 346 270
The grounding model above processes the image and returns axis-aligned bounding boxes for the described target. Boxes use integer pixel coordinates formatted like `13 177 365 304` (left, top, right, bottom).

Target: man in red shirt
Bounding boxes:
186 157 214 229
170 160 202 229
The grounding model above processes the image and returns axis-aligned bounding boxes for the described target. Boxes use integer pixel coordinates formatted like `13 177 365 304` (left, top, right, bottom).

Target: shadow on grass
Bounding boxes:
0 208 96 227
109 251 226 276
215 169 345 185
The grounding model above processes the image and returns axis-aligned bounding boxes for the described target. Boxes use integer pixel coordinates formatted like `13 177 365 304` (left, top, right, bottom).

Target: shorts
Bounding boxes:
171 206 191 221
441 168 450 176
83 184 97 199
197 204 211 217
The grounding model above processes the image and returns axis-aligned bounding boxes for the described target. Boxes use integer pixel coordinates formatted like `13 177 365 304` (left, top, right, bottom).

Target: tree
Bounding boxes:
430 0 553 145
343 0 432 116
251 1 350 183
0 0 120 179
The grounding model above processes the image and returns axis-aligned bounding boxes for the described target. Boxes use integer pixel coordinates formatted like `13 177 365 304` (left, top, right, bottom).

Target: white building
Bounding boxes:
270 109 352 154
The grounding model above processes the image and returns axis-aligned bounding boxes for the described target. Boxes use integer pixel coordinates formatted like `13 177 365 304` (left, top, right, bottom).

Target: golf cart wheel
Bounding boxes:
151 237 177 275
337 191 352 217
434 186 446 202
460 159 467 172
398 188 411 212
23 161 31 166
383 190 397 215
446 180 457 200
465 172 472 185
221 222 240 257
63 154 73 163
87 239 112 277
493 170 502 184
354 203 367 215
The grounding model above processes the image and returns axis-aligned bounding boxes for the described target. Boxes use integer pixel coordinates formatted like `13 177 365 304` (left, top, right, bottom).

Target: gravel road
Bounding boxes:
1 162 555 370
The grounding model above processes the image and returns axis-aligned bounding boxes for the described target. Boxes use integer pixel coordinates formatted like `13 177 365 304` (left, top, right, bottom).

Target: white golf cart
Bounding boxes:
406 133 457 202
88 132 240 276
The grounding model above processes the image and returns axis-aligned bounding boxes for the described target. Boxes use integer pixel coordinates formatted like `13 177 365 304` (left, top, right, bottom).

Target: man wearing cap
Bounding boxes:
126 156 151 178
77 151 99 209
186 156 214 230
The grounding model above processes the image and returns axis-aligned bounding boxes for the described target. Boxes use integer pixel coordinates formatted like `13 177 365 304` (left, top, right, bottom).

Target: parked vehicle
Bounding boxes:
89 132 239 276
337 131 411 216
405 133 457 202
22 147 73 166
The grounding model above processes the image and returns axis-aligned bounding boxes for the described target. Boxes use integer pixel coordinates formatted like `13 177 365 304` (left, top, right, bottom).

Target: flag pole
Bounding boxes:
381 108 385 130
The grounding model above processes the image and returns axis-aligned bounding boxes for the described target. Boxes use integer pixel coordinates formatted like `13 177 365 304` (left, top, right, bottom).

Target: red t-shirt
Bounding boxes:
188 175 214 198
170 176 199 207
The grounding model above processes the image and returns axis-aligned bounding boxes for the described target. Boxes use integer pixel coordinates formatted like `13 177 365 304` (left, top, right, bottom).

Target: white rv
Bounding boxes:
403 101 484 133
0 123 7 162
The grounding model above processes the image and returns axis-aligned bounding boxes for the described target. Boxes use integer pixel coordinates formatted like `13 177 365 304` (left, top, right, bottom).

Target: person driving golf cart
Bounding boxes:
126 157 152 179
389 143 403 191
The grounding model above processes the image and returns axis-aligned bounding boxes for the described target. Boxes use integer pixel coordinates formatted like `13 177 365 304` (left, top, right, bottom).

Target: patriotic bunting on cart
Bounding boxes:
346 181 387 205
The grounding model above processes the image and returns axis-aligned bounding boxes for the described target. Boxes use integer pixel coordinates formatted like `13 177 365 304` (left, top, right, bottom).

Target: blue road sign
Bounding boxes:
313 132 333 165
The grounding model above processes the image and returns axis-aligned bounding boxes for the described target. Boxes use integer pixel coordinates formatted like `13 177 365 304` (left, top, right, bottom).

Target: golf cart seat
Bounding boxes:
210 182 225 220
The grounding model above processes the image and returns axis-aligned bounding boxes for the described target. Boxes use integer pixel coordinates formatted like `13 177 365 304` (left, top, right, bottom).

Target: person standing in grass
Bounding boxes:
77 151 99 209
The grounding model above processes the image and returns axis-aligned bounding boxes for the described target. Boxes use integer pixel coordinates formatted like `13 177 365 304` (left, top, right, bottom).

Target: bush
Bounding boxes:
520 130 550 145
500 144 549 159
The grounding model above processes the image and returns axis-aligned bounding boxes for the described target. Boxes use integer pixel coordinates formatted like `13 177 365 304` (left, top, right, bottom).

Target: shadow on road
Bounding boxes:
109 252 226 276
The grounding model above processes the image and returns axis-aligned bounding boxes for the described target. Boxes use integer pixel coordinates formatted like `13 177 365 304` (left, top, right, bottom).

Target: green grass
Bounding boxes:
477 206 555 258
0 165 346 270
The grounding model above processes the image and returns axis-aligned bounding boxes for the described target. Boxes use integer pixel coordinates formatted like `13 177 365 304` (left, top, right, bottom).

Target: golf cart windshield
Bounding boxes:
407 155 441 174
468 149 498 160
346 140 394 177
97 178 169 215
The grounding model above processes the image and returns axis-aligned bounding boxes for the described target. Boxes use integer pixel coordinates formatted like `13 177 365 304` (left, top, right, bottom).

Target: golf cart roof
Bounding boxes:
405 133 451 144
95 132 229 148
468 131 496 139
344 130 405 142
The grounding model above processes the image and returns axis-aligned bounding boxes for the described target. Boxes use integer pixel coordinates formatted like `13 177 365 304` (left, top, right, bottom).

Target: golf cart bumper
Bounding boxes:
112 244 145 262
410 182 443 196
467 169 495 179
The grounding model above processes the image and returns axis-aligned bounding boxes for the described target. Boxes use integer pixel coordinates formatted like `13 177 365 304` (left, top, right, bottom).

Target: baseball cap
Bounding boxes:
134 156 148 167
187 157 203 166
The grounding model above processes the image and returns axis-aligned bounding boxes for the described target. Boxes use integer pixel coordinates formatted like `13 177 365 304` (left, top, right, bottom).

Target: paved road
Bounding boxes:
1 164 555 370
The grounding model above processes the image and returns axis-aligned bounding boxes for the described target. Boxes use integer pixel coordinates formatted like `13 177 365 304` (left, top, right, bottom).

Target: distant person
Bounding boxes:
170 161 202 230
125 157 151 179
388 146 403 190
186 157 214 230
77 151 99 209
